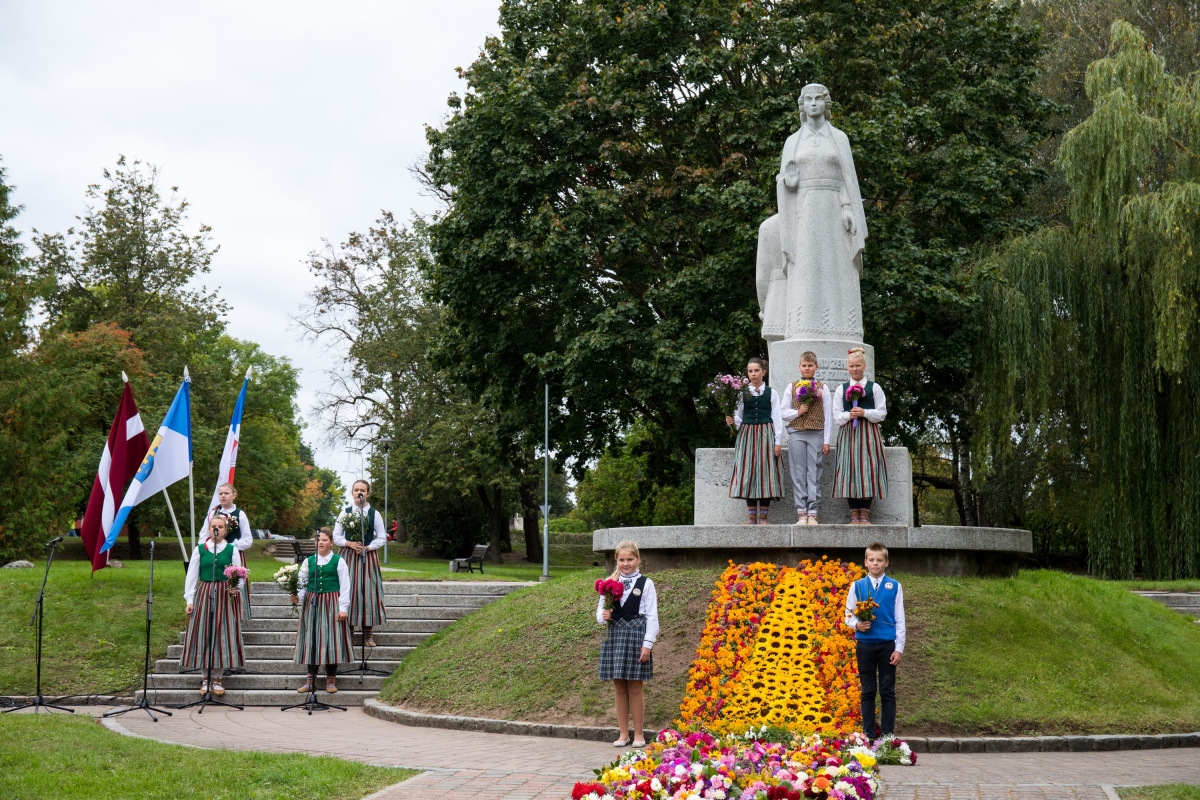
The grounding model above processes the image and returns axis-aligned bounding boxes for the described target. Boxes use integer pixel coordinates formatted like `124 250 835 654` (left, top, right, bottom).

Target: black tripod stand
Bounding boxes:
171 538 243 714
349 505 387 684
105 541 172 722
5 537 74 715
281 579 346 715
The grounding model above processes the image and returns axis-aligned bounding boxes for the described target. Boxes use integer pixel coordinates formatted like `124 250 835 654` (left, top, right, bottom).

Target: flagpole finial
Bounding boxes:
121 371 129 383
245 366 253 380
184 366 191 381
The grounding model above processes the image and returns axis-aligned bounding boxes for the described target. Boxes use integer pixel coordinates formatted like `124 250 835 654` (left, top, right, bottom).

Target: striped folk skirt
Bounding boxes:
729 422 785 500
342 548 387 628
293 591 354 666
599 616 653 681
180 580 245 671
832 419 889 499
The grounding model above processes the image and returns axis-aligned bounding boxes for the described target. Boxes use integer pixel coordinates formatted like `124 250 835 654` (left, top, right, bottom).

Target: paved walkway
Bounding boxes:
42 707 1200 799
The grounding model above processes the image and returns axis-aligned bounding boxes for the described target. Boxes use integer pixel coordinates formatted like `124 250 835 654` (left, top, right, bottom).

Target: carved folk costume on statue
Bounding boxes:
729 383 786 524
332 502 388 645
181 538 246 693
756 84 869 342
781 378 834 523
831 377 889 523
294 550 353 694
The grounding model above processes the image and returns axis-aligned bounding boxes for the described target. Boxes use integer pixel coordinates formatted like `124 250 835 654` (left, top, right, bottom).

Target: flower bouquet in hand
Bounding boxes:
854 596 878 624
223 564 249 597
595 578 625 641
845 384 866 429
794 379 818 414
273 563 300 615
708 373 749 430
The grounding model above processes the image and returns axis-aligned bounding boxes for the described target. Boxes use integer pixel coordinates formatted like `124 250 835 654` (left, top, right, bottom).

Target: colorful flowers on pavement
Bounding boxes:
570 729 885 800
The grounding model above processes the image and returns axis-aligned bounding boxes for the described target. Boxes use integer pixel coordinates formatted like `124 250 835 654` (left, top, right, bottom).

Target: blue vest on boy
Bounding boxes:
854 574 899 642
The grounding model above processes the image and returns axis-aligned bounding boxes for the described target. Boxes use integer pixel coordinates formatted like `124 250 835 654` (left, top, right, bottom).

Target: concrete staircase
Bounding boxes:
139 580 532 707
1134 591 1200 621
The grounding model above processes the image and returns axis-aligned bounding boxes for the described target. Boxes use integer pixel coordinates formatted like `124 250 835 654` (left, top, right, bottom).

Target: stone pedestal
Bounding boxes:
694 446 912 526
767 339 874 391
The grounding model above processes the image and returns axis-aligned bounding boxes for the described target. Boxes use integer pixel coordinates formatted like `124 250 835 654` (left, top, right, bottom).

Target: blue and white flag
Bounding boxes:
102 377 193 554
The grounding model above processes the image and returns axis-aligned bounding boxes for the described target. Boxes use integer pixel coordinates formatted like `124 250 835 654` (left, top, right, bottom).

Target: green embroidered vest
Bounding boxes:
841 381 876 412
197 542 235 581
306 553 342 594
741 386 774 425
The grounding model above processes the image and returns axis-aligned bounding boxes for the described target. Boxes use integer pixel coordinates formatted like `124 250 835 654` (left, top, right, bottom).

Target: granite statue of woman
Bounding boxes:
757 84 868 343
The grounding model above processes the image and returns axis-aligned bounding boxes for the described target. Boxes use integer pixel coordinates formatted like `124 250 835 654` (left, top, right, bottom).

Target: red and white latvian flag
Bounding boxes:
80 373 150 572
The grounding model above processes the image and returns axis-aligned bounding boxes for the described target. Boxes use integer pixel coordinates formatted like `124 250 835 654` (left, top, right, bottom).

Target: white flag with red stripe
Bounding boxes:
204 367 251 518
80 374 150 572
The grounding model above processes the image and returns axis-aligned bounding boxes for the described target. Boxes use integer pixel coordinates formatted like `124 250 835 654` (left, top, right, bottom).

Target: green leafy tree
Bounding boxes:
977 21 1200 578
422 0 1055 522
572 424 692 529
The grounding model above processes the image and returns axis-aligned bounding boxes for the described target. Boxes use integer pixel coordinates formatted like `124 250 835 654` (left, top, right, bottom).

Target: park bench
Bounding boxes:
451 544 490 574
288 538 319 564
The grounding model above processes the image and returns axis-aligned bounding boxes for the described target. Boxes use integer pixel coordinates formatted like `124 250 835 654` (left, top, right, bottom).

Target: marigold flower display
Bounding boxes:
678 558 865 736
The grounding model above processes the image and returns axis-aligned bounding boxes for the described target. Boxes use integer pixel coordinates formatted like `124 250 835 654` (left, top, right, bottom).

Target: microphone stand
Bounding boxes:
281 560 346 715
5 538 74 714
350 501 387 683
171 536 243 713
105 541 172 721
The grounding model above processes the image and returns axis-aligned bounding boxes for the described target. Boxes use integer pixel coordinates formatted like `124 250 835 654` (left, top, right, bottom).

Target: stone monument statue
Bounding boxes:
756 84 873 388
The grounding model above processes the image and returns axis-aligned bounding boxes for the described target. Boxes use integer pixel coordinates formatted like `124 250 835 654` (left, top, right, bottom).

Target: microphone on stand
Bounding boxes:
46 536 64 546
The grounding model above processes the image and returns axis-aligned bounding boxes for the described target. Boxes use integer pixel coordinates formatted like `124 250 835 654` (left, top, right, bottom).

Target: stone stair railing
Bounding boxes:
1134 591 1200 621
138 579 531 707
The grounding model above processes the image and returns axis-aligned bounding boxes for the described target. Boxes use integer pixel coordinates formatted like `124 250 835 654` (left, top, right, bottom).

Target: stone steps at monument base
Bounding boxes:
165 643 415 661
239 617 459 633
1134 591 1200 619
145 673 386 691
147 581 531 705
153 658 403 675
137 688 378 707
177 631 433 647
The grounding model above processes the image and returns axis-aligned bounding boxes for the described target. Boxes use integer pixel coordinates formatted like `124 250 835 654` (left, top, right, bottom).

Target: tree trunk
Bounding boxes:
475 484 507 563
519 478 544 564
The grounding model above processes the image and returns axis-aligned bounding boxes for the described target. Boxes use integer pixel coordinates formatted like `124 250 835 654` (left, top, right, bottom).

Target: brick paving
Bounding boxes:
52 707 1200 799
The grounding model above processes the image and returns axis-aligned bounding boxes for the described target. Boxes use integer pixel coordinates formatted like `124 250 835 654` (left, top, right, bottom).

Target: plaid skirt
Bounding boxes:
342 548 387 628
832 419 889 499
599 616 653 682
180 580 245 670
729 422 785 500
294 591 355 666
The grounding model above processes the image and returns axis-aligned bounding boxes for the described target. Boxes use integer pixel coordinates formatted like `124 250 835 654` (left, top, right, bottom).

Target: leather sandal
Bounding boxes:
325 677 338 694
211 681 225 696
297 677 314 693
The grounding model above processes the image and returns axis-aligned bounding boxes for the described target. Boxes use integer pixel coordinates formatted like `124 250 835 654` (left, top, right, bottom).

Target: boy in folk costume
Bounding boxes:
333 480 388 647
201 483 254 620
844 542 905 739
831 347 888 524
781 352 833 524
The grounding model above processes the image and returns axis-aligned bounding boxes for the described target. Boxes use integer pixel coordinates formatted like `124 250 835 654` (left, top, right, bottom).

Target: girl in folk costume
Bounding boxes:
290 529 353 694
181 514 246 696
832 348 889 524
201 483 254 621
725 357 786 524
781 351 833 524
333 479 387 647
596 540 659 749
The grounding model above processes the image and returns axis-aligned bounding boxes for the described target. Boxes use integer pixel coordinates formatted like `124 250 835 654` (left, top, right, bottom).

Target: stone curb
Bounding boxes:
363 699 1200 751
1 694 134 706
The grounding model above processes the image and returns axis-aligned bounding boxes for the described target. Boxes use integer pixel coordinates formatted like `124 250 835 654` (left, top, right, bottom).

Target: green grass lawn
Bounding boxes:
1119 787 1200 800
0 714 414 800
379 567 1200 735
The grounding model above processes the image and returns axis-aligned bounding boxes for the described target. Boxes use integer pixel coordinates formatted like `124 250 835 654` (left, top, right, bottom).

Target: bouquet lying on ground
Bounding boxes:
273 563 300 614
708 374 749 421
844 384 866 429
595 578 625 641
223 564 249 596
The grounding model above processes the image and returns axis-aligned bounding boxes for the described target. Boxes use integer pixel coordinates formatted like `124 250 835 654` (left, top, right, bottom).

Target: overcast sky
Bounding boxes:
0 1 501 500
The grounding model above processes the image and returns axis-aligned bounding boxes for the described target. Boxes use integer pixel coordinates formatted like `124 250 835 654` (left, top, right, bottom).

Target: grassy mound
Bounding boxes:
0 714 413 799
378 568 1200 735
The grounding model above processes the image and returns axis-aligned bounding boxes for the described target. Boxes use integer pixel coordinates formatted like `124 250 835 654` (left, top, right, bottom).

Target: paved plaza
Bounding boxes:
42 707 1200 799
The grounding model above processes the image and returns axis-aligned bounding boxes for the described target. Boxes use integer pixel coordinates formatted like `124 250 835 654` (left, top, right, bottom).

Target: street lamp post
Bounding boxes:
540 381 550 582
378 437 392 565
